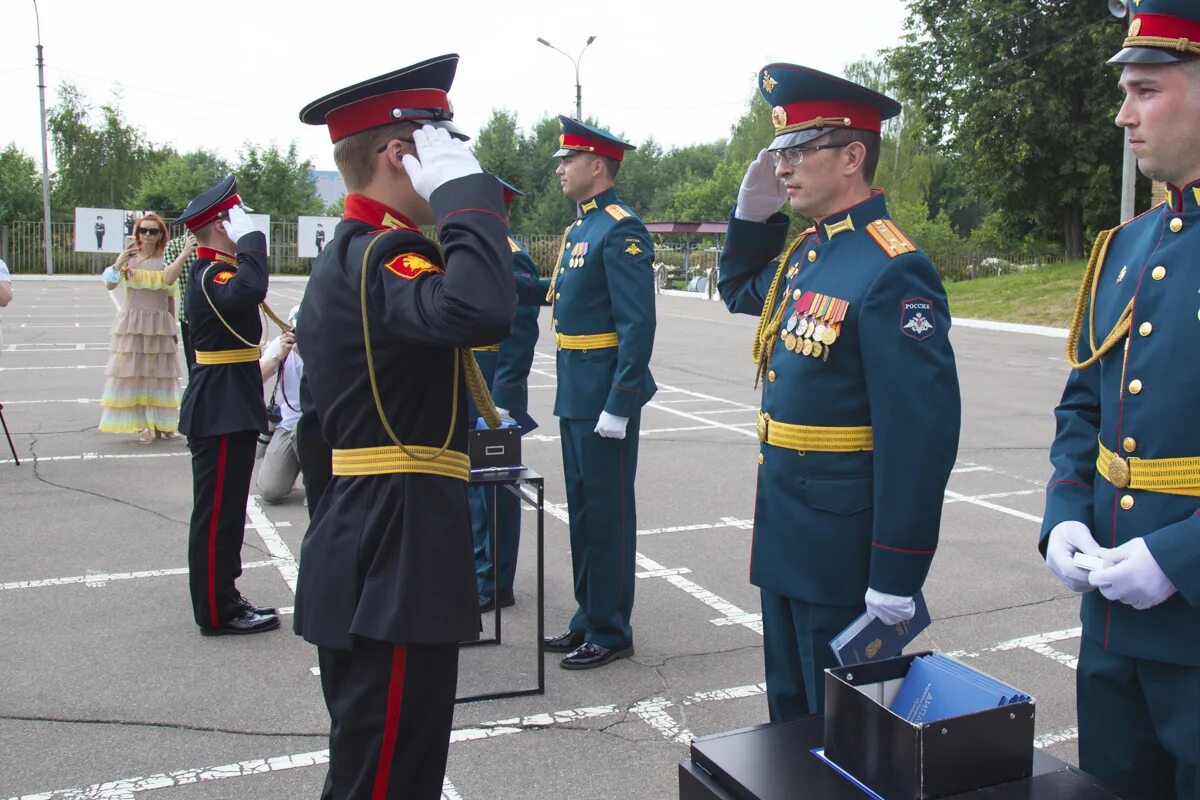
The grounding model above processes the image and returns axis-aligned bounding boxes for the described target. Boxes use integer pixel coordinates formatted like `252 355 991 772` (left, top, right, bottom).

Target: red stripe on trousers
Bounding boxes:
372 644 408 800
207 435 228 627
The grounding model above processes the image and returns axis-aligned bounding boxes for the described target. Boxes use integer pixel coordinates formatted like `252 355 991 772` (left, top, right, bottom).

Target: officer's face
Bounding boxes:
773 134 847 219
556 153 600 202
1116 61 1200 185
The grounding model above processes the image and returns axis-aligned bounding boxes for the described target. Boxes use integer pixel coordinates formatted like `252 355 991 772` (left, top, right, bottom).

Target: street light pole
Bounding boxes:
1109 0 1137 221
33 0 53 275
536 36 596 119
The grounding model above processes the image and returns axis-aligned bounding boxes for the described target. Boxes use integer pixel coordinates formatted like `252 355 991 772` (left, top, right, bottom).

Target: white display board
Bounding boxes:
297 216 339 258
248 213 271 255
74 207 126 254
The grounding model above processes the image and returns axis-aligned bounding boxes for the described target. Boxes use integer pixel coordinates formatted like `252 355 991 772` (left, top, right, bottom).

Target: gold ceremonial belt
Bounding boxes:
331 445 471 482
756 411 874 452
1097 438 1200 496
194 347 260 365
555 331 619 351
472 345 500 353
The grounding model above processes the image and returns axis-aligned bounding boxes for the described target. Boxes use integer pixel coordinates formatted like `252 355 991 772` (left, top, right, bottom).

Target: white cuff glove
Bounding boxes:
734 149 787 222
864 588 916 626
1089 537 1177 610
221 205 257 242
1045 520 1101 593
401 125 483 201
594 411 629 440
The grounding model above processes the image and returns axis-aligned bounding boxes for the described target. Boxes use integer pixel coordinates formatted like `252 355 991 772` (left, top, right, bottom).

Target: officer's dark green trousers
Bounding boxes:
470 484 521 602
1078 636 1199 799
760 589 863 722
560 412 640 648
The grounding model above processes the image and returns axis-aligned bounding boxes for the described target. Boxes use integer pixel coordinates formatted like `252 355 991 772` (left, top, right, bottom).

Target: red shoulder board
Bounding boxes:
212 270 236 285
866 219 917 258
383 252 443 280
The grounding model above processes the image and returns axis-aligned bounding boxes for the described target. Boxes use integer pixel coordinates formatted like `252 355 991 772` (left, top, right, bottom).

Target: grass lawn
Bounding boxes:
945 260 1084 328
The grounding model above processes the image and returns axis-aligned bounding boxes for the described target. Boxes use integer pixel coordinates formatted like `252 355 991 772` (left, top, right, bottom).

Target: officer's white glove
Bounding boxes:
221 205 257 242
1089 537 1177 610
401 125 483 201
594 411 628 440
864 588 916 626
1045 520 1102 593
734 149 788 222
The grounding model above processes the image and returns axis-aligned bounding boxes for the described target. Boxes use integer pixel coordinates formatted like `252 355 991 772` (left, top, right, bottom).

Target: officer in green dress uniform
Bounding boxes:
719 65 961 721
541 116 657 670
177 176 280 637
1041 4 1200 796
293 55 514 800
470 176 545 611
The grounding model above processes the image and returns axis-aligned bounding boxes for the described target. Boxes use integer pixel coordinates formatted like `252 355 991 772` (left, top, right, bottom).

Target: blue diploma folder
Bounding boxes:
829 591 931 666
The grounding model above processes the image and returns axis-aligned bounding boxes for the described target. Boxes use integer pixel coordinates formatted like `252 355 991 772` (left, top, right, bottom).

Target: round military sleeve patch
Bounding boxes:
900 296 936 341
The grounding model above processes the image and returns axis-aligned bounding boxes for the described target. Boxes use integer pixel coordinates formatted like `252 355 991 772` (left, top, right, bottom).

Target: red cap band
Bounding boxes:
559 133 627 161
325 88 450 143
184 194 242 232
773 99 882 134
1129 13 1200 47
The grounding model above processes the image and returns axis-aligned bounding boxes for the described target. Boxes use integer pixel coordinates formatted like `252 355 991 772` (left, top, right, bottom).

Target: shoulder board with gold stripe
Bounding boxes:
605 204 632 221
508 236 522 253
801 225 816 236
866 219 917 258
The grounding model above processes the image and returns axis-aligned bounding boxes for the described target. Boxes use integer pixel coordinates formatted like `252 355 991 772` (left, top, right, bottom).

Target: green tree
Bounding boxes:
0 144 43 225
133 148 230 215
888 2 1127 257
233 142 323 218
47 83 162 215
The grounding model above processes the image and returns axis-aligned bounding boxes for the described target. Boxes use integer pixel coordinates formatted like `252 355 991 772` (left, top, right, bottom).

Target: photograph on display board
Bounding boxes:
74 207 127 254
297 216 340 258
248 214 271 255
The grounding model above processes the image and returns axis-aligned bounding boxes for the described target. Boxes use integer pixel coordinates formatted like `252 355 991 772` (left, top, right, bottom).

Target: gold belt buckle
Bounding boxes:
757 412 769 444
1107 455 1131 489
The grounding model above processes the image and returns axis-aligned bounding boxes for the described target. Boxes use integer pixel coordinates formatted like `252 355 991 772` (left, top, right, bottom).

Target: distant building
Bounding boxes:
310 170 346 209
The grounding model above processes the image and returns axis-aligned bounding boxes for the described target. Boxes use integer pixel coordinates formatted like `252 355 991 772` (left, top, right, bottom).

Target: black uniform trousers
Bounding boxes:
318 637 459 800
187 431 256 628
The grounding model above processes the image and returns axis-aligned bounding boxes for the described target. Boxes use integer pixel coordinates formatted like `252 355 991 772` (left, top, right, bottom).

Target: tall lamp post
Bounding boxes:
536 35 596 119
33 0 53 274
1108 0 1138 222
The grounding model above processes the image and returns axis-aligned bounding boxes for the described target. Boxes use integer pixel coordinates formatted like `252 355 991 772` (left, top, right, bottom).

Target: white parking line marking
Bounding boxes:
1034 727 1079 749
0 364 104 372
0 451 188 466
0 560 286 592
441 776 464 800
246 496 299 593
2 398 99 405
943 489 1042 524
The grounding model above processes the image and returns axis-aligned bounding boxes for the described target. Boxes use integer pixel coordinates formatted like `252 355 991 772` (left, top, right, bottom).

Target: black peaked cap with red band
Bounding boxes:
299 54 468 143
757 63 901 152
178 175 243 233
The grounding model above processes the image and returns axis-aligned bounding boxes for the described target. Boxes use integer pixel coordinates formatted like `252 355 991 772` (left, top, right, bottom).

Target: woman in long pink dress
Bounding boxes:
98 213 183 443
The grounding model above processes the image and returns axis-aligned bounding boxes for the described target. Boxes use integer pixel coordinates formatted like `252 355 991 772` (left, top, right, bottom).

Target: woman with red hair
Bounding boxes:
99 212 184 442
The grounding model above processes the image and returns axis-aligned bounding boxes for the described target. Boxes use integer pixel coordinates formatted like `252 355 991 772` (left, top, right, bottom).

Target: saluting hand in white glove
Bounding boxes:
735 149 788 222
221 205 257 242
401 125 483 201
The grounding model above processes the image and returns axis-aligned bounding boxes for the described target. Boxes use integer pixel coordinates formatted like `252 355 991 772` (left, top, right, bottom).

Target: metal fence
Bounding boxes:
0 221 1067 285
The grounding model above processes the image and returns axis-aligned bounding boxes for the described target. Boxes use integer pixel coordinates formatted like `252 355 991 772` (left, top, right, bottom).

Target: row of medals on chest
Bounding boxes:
567 241 589 269
779 285 848 362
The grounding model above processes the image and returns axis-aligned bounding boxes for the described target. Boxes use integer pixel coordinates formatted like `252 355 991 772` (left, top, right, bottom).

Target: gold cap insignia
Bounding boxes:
771 105 788 129
865 639 882 659
1129 17 1142 36
762 72 777 93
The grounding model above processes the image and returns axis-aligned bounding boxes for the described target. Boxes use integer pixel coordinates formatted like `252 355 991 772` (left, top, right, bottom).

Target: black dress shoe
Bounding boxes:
560 641 635 670
237 595 279 616
479 595 516 613
542 629 585 653
200 610 280 636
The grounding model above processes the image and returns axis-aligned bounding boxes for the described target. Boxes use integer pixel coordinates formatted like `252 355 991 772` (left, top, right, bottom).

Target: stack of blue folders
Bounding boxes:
889 653 1030 724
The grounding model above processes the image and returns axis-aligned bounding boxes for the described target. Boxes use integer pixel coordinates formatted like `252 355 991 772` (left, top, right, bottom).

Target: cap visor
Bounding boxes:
1108 46 1196 65
768 128 833 151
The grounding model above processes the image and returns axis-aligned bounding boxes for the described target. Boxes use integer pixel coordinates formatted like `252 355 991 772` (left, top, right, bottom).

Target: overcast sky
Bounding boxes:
0 1 911 174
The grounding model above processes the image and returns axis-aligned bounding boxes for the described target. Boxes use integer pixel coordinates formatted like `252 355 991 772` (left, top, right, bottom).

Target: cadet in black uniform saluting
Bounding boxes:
294 54 515 800
177 176 280 636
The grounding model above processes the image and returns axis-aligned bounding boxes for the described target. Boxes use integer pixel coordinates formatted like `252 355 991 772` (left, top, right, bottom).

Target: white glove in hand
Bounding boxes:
734 149 788 222
594 411 629 440
222 205 257 242
401 125 483 201
1089 538 1177 610
1045 520 1102 593
864 588 916 626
